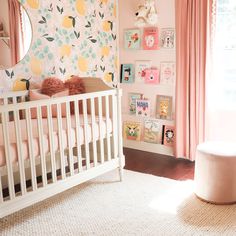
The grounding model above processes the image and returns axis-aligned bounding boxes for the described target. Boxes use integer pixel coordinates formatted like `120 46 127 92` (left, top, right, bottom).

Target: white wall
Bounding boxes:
119 0 176 156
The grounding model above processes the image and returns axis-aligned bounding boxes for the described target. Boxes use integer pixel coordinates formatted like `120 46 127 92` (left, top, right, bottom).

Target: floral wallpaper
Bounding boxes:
0 0 118 91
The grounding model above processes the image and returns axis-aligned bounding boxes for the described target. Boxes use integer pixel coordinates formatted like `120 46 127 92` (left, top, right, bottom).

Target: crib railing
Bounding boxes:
0 89 122 212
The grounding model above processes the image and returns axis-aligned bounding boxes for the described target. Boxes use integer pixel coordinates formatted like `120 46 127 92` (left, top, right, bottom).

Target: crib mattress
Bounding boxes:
0 115 112 167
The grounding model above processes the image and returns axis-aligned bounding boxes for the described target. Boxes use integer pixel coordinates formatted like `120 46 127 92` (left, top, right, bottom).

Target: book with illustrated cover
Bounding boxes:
160 62 176 85
144 119 161 144
124 29 141 50
128 93 143 115
156 95 173 120
160 28 175 49
144 67 160 84
162 125 175 147
121 64 134 83
136 99 150 117
143 27 159 50
123 121 141 141
135 60 151 83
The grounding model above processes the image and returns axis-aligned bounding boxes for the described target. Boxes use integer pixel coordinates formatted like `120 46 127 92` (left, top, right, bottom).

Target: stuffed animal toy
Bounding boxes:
41 77 65 96
135 0 158 27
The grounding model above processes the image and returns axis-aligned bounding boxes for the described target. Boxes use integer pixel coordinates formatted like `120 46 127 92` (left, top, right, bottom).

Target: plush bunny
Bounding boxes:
135 0 158 27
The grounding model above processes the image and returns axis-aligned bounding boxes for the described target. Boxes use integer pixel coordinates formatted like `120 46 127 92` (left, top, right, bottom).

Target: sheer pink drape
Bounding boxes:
175 0 213 160
8 0 23 66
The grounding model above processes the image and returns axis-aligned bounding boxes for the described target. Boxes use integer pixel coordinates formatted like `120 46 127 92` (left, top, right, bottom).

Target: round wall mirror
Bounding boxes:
0 0 32 69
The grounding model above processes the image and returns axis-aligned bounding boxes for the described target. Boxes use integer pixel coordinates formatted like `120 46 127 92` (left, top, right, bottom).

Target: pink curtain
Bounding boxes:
175 0 214 160
8 0 23 66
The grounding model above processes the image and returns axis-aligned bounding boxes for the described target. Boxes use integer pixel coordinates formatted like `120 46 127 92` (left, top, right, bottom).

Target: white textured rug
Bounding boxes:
1 170 236 236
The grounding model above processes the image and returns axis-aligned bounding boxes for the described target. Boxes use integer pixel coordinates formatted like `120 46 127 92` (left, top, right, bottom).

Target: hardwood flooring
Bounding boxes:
123 148 195 180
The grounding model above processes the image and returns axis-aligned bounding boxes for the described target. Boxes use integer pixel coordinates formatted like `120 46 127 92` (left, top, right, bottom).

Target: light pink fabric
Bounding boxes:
0 115 112 166
29 90 69 118
8 0 23 66
175 0 213 160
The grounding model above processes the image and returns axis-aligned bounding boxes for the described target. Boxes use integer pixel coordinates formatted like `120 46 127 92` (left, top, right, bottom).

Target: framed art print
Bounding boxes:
143 27 159 50
160 62 176 85
135 60 151 83
156 95 173 120
124 29 141 50
121 64 134 83
160 28 175 49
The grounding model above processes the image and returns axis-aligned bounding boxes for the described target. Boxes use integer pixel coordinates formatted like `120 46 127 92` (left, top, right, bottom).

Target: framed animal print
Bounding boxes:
123 121 142 141
160 28 175 49
143 27 159 50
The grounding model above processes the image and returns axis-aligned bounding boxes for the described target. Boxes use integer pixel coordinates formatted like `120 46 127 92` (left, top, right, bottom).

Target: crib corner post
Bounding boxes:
117 88 125 181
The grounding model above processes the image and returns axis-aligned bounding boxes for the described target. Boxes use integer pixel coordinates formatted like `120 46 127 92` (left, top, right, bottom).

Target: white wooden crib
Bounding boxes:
0 78 124 218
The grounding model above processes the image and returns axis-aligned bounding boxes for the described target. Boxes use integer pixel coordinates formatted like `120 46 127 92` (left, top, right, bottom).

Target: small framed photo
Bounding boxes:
143 27 159 50
160 28 175 49
135 60 151 83
160 62 176 85
121 64 134 83
124 29 141 50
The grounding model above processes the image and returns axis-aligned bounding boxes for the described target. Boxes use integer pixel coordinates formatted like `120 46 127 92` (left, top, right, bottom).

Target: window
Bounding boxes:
210 0 236 110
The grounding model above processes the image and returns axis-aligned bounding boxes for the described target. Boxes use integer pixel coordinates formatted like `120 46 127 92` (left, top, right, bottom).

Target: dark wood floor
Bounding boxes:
124 148 195 180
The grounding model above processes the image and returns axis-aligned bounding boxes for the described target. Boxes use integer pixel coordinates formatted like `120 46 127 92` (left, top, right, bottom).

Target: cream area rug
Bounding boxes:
1 170 236 236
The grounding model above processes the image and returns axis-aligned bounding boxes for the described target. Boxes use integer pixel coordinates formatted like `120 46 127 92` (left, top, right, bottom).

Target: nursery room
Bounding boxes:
0 0 236 235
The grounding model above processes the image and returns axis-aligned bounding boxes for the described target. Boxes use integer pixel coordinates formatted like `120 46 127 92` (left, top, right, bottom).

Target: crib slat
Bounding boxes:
90 98 98 167
74 100 83 172
47 105 57 183
37 107 47 187
82 99 90 169
25 109 37 191
56 104 66 179
14 110 27 195
0 172 3 203
98 97 105 164
2 112 15 200
105 96 111 161
66 102 74 176
112 95 118 159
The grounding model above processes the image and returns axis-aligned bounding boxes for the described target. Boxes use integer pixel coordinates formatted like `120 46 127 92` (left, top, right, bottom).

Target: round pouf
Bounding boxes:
194 142 236 204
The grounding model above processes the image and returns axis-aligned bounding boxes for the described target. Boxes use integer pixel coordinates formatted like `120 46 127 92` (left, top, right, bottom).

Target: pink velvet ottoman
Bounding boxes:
194 142 236 204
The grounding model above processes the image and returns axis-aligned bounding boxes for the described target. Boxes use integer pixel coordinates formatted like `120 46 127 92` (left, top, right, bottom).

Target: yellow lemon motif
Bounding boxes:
102 21 113 32
78 57 88 72
60 45 72 57
12 78 27 91
100 0 108 4
26 0 39 9
104 73 113 83
62 16 74 28
101 46 110 57
76 0 86 16
30 57 42 76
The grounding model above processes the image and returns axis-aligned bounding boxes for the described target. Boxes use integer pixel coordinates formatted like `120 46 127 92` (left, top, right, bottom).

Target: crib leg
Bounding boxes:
119 167 124 182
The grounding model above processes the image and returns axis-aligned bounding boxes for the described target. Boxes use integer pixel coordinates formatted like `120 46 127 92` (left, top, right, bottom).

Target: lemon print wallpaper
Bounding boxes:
0 0 118 91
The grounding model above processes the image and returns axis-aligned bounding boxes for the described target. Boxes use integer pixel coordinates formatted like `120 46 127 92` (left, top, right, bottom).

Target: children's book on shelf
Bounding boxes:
144 119 161 144
143 27 159 50
128 93 143 115
156 95 173 120
160 28 175 49
121 64 134 83
124 29 141 50
162 125 175 147
123 121 142 141
136 99 150 117
144 67 160 84
160 62 176 85
135 60 151 83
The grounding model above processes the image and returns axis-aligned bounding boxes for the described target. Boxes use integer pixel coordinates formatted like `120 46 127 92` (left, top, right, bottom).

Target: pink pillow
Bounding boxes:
29 90 69 118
